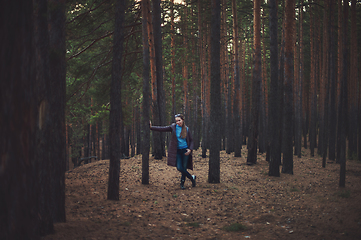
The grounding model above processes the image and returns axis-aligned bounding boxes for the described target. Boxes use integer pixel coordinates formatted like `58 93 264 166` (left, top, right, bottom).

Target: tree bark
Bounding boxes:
152 0 166 158
247 0 261 165
339 0 348 187
171 0 176 116
141 0 151 185
281 0 295 174
348 0 357 160
268 0 281 177
309 4 317 157
0 1 41 238
107 0 124 201
208 0 221 183
232 0 242 158
48 0 67 222
328 0 337 162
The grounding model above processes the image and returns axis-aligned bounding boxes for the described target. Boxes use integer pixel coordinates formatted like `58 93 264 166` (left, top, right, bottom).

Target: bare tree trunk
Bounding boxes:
48 0 66 223
33 0 55 234
141 0 151 185
247 0 262 165
348 0 358 160
209 0 221 183
107 0 124 201
309 4 317 157
338 0 348 187
268 0 281 176
281 0 295 174
171 0 176 117
182 4 189 117
336 0 343 163
328 0 337 162
152 0 166 158
294 0 302 158
232 0 242 157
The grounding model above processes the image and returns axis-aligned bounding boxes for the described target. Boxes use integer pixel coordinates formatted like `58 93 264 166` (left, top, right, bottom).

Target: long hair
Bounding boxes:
176 114 187 138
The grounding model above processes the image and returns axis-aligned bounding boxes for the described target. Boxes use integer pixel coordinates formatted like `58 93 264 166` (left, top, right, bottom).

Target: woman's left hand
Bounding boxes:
185 149 191 156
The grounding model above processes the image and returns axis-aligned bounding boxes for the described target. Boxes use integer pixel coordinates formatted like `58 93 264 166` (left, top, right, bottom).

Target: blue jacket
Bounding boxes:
150 123 194 170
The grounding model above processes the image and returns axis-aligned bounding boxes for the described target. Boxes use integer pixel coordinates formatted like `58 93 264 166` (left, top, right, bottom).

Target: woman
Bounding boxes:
150 114 196 190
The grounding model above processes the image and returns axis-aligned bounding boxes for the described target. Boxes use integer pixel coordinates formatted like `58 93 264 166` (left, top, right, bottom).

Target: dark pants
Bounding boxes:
176 148 192 181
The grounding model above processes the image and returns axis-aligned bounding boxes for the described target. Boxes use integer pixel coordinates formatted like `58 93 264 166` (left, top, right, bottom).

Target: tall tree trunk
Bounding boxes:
200 0 208 158
141 0 150 185
338 0 348 187
247 0 261 165
171 0 176 116
322 0 331 167
321 0 330 166
302 3 309 152
191 6 200 151
0 0 53 238
328 0 337 162
220 0 227 151
348 0 357 160
309 4 317 157
282 0 295 174
33 0 54 234
147 0 160 159
294 0 302 158
182 4 189 117
107 0 124 201
208 0 221 184
152 0 166 158
268 0 281 176
232 0 242 157
48 0 66 223
259 15 267 154
336 0 343 163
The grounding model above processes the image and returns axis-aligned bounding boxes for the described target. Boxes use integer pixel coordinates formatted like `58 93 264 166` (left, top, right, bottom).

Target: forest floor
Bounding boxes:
42 147 361 240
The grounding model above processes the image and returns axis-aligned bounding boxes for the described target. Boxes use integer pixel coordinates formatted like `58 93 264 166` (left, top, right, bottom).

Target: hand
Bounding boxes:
185 149 191 156
149 121 152 128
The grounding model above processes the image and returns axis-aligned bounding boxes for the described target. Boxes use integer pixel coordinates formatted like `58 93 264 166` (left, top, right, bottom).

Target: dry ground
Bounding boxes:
42 147 361 240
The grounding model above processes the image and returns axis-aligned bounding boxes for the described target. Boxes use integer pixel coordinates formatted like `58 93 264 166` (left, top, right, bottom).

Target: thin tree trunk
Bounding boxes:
232 0 242 157
339 0 348 187
147 0 161 159
141 0 150 185
107 0 124 201
309 4 317 157
171 0 176 116
348 0 357 160
183 4 189 117
247 0 261 165
268 0 281 176
259 15 267 154
152 0 166 158
321 0 330 166
209 0 221 184
294 0 302 158
336 0 343 163
328 0 337 162
191 6 200 150
282 0 294 174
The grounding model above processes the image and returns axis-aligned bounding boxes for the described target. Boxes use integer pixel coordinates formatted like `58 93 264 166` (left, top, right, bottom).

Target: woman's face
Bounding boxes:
175 117 184 127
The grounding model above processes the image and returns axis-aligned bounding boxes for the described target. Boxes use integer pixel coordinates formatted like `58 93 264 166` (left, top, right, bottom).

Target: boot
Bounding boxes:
180 179 186 190
191 175 196 187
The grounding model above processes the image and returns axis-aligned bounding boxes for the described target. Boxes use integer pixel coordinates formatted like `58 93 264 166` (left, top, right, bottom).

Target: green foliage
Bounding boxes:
65 0 143 153
337 190 351 199
222 222 247 232
186 222 200 228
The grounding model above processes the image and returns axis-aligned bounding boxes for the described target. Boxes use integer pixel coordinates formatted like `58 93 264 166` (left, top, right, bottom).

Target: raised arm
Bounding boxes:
149 122 173 132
